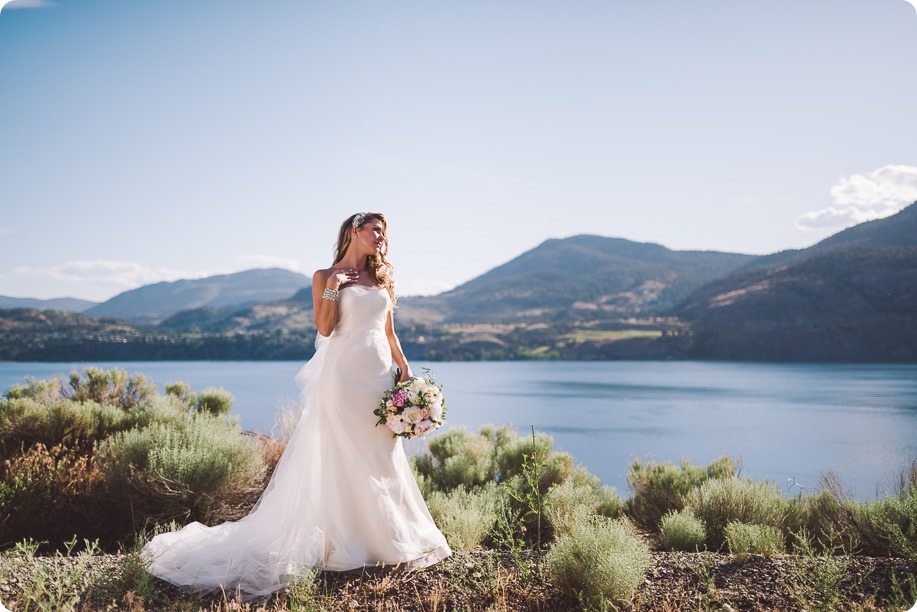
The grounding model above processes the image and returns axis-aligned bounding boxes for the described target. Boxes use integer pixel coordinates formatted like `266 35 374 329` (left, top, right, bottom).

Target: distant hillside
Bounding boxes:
5 206 916 362
0 306 316 362
678 204 917 361
84 268 311 324
0 296 97 313
157 287 314 333
733 201 917 275
398 236 756 324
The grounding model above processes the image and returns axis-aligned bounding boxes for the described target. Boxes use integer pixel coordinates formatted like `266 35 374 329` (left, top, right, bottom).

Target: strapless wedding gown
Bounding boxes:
142 285 451 598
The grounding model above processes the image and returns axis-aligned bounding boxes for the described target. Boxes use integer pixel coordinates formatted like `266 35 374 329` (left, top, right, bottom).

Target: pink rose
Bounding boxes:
392 389 407 407
414 419 434 435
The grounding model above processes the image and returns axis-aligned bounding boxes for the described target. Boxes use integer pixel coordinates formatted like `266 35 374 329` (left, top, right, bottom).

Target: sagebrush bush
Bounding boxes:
790 466 917 559
546 477 601 538
97 413 262 523
66 368 157 409
725 521 785 559
659 509 707 552
566 466 623 519
686 476 787 550
426 484 500 552
0 397 131 457
793 484 859 553
165 381 195 407
0 443 105 546
495 429 553 478
546 515 651 607
848 486 917 560
625 455 737 530
4 376 64 403
412 427 497 491
193 387 234 416
597 486 624 519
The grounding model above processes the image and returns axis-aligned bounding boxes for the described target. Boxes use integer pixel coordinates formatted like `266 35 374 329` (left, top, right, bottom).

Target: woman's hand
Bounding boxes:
328 268 359 289
398 367 414 383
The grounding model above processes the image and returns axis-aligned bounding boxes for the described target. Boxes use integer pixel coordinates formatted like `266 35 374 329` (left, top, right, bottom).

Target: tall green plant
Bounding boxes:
625 455 737 530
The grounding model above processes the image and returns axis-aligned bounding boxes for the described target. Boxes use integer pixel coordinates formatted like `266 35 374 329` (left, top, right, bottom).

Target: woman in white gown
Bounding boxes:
142 212 451 598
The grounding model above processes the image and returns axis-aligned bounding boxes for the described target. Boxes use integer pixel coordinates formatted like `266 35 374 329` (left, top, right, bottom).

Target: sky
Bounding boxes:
1 0 916 302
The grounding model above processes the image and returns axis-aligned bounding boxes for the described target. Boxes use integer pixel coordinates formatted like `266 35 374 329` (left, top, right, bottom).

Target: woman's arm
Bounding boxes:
313 269 349 337
386 309 413 382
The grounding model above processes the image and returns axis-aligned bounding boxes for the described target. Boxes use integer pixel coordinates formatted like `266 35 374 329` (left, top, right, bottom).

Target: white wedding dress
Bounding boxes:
142 285 451 598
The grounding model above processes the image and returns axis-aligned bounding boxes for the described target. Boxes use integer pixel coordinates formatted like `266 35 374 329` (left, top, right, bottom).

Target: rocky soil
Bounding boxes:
1 550 915 610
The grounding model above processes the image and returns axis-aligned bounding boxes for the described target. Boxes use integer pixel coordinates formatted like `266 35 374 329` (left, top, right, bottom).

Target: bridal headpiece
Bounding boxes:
352 212 367 228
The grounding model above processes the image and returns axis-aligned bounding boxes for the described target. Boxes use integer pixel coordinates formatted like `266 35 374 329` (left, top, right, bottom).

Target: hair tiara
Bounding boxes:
352 212 367 229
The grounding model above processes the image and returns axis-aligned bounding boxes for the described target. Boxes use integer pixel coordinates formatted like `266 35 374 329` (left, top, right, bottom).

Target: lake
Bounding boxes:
2 360 915 499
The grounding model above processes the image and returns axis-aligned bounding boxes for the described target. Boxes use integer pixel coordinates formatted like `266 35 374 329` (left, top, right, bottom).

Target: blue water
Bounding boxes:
2 360 915 499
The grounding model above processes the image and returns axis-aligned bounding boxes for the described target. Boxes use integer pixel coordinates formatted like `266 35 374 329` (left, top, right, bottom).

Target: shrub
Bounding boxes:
495 430 572 492
0 397 131 456
565 465 623 519
546 516 651 607
66 368 157 409
0 443 105 546
659 509 707 552
725 521 785 560
686 477 787 551
4 376 64 403
426 484 500 552
848 487 917 560
794 481 860 553
97 413 262 523
784 528 850 609
795 465 916 559
597 486 624 519
625 455 737 531
164 381 195 407
193 387 234 416
546 477 601 538
412 427 497 491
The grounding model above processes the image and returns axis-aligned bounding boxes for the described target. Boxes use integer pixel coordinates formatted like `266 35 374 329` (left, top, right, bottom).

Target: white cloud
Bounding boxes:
796 165 917 231
234 255 302 272
0 0 54 12
15 260 209 289
12 257 304 297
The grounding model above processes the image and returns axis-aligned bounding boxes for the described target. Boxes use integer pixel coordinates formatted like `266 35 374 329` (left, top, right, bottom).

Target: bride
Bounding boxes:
142 212 452 597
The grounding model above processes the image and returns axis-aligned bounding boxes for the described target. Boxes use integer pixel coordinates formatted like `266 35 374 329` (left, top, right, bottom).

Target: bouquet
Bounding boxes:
374 372 446 439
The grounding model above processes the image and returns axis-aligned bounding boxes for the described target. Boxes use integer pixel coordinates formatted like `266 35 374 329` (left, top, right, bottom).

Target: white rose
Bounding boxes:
402 407 423 424
387 419 406 434
428 402 443 422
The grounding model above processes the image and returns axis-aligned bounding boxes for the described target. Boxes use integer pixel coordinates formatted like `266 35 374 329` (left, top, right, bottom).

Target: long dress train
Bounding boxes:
142 285 451 598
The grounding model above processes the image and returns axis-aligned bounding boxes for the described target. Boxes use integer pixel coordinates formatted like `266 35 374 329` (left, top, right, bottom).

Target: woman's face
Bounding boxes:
353 218 386 254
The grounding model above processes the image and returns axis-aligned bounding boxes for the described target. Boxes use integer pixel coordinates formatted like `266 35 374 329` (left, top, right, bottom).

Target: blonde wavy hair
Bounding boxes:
333 212 396 304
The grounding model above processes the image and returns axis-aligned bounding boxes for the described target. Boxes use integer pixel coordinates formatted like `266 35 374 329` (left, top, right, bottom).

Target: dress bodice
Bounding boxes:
333 285 390 336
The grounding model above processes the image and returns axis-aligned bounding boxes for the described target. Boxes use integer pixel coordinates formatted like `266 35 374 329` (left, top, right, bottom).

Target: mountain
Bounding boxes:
5 206 916 362
83 268 311 324
0 296 97 312
397 236 757 324
678 203 917 361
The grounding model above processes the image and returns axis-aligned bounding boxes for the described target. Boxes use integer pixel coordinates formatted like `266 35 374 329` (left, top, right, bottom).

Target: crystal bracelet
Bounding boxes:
322 288 340 302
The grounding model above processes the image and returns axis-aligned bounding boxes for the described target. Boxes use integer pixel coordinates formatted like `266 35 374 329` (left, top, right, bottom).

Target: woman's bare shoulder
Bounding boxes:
312 268 335 284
